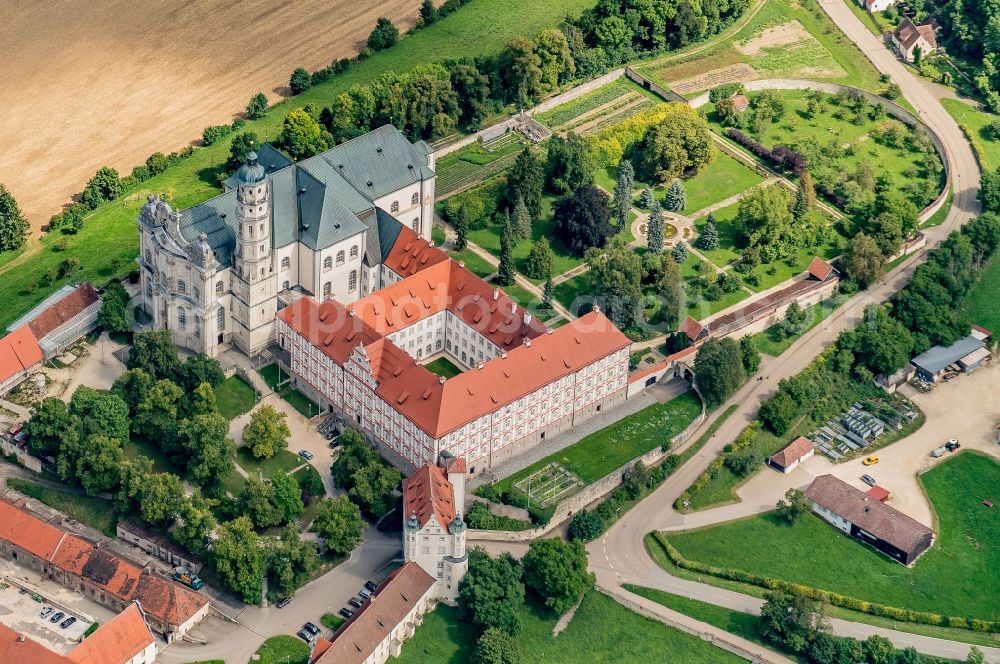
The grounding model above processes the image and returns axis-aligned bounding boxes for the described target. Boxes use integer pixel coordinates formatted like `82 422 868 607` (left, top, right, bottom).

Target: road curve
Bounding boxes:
590 2 993 662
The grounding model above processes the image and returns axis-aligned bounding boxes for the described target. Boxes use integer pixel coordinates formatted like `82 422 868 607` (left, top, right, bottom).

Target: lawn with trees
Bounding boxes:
478 390 701 517
660 452 1000 622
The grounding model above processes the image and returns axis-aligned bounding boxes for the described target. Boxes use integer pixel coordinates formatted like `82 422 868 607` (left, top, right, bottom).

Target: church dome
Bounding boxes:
236 152 266 185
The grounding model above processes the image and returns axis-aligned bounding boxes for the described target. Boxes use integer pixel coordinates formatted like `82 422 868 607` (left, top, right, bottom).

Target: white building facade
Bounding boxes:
137 125 436 357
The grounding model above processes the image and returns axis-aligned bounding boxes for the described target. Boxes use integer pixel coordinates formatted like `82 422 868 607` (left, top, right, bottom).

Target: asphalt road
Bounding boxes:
589 2 994 661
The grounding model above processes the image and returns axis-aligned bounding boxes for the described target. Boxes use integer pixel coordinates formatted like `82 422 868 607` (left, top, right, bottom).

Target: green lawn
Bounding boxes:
639 0 883 94
500 282 545 313
962 250 1000 332
282 388 319 418
259 363 288 391
942 97 999 169
708 91 943 218
423 356 464 379
694 200 745 267
750 296 841 357
921 186 952 229
680 152 764 216
236 448 303 480
251 635 309 664
213 375 257 419
7 479 117 537
321 613 346 631
446 247 495 278
391 591 743 664
0 0 598 331
624 585 806 663
663 452 1000 621
492 390 701 499
218 467 247 498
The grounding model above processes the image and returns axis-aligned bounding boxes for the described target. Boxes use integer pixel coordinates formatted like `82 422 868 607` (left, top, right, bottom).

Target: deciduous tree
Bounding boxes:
545 132 593 195
474 628 521 664
658 252 685 330
635 104 715 184
739 335 760 374
214 516 263 603
842 232 884 289
243 405 290 459
501 37 543 105
178 413 234 486
458 550 524 635
266 525 319 596
271 472 305 523
367 17 399 51
523 237 555 280
585 243 643 329
553 185 613 256
311 496 365 555
225 132 260 173
776 488 811 524
522 538 594 614
693 337 746 406
278 109 329 159
505 148 544 217
98 282 131 333
128 329 180 380
536 29 575 90
246 92 268 120
289 68 311 95
0 184 28 252
136 472 186 525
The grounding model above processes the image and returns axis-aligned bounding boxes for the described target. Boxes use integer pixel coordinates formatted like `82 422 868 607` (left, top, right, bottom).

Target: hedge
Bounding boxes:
650 533 1000 632
675 422 759 509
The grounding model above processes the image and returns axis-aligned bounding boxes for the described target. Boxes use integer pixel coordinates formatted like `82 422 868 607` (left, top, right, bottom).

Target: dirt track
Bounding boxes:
0 0 426 232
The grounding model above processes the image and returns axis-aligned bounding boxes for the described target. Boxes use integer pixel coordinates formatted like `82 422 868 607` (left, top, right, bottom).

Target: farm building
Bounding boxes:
910 333 991 383
768 436 815 474
891 18 938 62
805 475 934 565
5 283 101 360
0 325 43 396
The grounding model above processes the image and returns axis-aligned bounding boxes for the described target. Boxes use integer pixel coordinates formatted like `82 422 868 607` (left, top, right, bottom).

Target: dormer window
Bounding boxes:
391 201 399 213
411 192 419 205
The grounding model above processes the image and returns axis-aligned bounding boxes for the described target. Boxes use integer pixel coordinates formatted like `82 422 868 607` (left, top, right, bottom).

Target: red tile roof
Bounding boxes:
403 464 456 529
805 475 933 553
769 436 815 469
679 315 707 342
26 283 100 340
807 257 834 281
315 562 435 664
0 326 44 384
0 624 72 664
0 499 208 629
0 499 66 560
279 275 631 439
866 485 891 502
382 227 450 278
731 94 750 110
67 604 154 664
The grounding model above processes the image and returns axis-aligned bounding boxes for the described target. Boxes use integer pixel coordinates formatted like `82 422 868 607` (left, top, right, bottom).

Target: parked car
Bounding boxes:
329 439 340 449
945 439 961 451
299 449 314 460
931 446 948 458
303 622 321 636
296 629 313 642
276 596 291 609
39 607 53 619
364 580 378 592
49 612 64 623
348 597 363 609
324 431 336 440
60 617 76 629
862 455 879 466
861 474 877 487
338 607 354 619
359 588 372 600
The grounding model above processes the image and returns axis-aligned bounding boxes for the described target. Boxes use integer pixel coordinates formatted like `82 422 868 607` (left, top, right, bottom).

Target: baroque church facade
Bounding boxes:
137 125 436 357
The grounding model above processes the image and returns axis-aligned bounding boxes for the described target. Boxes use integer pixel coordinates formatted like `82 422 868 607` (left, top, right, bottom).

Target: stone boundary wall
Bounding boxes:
0 439 42 472
708 277 839 341
434 69 626 159
688 79 951 224
624 66 687 103
595 585 774 664
467 388 706 542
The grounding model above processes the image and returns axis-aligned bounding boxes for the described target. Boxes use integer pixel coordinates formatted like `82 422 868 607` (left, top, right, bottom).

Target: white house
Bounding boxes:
858 0 896 13
892 18 938 62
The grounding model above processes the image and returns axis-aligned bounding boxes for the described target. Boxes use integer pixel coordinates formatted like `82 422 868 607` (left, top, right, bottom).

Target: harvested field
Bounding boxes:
736 20 813 55
0 0 431 231
670 64 758 95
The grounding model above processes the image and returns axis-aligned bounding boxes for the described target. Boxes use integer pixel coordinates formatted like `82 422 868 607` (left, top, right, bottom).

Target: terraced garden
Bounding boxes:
535 78 660 134
436 133 528 195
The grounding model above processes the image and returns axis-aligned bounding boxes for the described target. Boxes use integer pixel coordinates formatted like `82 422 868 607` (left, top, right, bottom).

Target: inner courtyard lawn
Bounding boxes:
251 636 309 664
661 452 1000 621
491 390 701 496
236 448 303 480
390 591 743 664
423 356 463 379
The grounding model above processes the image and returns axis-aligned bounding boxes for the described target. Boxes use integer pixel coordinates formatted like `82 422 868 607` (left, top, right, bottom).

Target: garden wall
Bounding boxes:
0 439 42 473
706 275 839 340
689 79 951 224
467 388 706 542
626 347 695 398
624 67 687 103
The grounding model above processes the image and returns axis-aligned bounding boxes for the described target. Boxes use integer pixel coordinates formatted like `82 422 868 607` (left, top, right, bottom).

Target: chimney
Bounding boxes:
523 312 532 325
525 339 532 347
493 288 499 301
593 304 601 314
511 303 517 314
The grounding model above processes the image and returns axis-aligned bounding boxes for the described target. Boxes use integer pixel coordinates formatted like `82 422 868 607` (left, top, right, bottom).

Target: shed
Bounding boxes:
910 334 987 382
768 436 815 474
866 485 890 502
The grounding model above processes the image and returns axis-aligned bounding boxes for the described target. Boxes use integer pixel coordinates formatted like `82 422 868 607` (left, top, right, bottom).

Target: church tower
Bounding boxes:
231 152 277 355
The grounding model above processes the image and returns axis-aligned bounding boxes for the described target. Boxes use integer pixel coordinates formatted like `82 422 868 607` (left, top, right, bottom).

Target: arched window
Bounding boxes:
323 282 331 299
259 224 264 235
391 201 399 213
426 344 432 355
348 270 357 292
350 245 358 259
215 281 224 294
281 256 290 270
177 279 186 294
282 280 290 291
146 283 153 298
411 192 419 205
412 219 420 233
145 250 151 263
178 307 187 330
323 256 332 270
194 286 200 301
217 307 225 330
436 339 442 350
336 250 345 266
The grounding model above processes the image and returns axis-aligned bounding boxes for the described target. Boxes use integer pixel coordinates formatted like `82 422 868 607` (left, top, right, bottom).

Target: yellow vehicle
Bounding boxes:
863 455 879 466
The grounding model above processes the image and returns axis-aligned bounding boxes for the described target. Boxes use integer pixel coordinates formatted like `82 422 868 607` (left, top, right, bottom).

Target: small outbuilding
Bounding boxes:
865 485 890 502
910 333 991 383
730 94 750 113
768 436 816 474
679 316 709 344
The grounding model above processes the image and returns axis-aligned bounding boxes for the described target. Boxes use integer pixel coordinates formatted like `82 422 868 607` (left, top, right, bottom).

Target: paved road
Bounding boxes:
590 2 993 662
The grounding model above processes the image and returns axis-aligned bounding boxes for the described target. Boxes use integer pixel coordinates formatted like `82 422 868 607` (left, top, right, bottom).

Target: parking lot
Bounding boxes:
0 579 105 652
